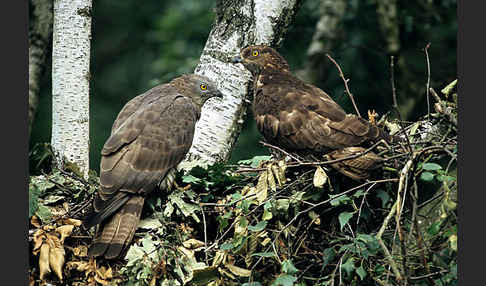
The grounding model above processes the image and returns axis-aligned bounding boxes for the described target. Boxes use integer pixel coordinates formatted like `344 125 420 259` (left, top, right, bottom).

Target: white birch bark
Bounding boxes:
178 0 302 171
51 0 92 178
29 0 53 138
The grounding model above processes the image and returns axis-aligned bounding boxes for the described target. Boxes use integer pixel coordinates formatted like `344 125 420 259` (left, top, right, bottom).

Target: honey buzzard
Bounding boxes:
84 74 223 259
233 45 396 179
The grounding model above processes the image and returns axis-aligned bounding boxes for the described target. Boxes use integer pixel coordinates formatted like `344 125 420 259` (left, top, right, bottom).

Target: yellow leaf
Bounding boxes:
260 237 271 247
73 245 88 257
219 268 236 280
66 261 90 272
32 230 45 254
183 238 206 249
56 224 75 244
272 162 286 187
94 274 110 286
255 171 268 204
234 215 247 235
31 215 41 228
212 250 226 267
449 234 457 252
178 246 197 264
267 166 277 192
313 166 328 188
60 218 82 226
149 276 157 286
225 263 251 277
39 243 51 280
49 243 65 281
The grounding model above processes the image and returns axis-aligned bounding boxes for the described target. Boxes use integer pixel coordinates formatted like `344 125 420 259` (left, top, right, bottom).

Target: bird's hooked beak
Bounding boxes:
232 55 243 64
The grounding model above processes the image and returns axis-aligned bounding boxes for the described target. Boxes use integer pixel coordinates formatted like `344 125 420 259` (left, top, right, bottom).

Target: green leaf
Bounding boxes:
321 248 336 270
356 234 380 254
125 245 145 267
35 204 52 223
251 252 276 258
437 174 456 182
242 283 262 286
141 237 158 260
192 266 219 285
272 274 298 286
420 172 435 182
262 209 273 221
427 220 443 236
422 163 442 171
330 194 351 206
29 185 41 218
182 174 202 183
281 260 298 275
248 221 267 232
238 155 272 168
376 190 390 208
220 243 235 251
356 265 367 280
353 189 365 197
341 257 355 277
338 212 354 231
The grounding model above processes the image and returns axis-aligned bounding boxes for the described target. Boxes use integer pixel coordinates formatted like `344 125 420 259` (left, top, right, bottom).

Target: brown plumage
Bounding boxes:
84 74 222 259
233 45 395 180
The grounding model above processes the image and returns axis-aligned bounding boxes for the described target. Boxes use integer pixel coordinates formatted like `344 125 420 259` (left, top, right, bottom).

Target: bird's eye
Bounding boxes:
252 50 259 57
200 84 207 90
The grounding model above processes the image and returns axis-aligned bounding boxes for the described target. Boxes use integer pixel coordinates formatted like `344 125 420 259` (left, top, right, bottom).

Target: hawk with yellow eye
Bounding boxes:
233 45 398 180
84 74 223 259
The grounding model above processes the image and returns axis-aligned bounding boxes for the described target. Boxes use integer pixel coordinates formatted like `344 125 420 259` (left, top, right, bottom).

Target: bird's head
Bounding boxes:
171 74 223 108
232 45 290 75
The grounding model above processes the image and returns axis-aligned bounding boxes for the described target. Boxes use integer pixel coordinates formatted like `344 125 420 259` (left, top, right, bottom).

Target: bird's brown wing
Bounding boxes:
87 90 199 259
254 79 389 152
109 84 171 134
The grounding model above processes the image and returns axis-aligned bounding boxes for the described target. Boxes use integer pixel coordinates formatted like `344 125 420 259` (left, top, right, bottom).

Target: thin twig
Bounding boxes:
236 140 386 173
425 43 431 120
389 55 413 153
326 54 361 118
200 204 209 264
260 141 302 162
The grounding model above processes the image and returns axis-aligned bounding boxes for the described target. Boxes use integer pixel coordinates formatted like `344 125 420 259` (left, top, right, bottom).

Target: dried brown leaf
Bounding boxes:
32 230 45 254
266 166 277 192
60 218 82 226
73 245 88 257
94 274 110 285
255 171 268 204
219 268 236 280
39 243 51 280
313 166 328 188
182 238 205 249
66 261 91 272
271 162 286 187
31 215 41 228
56 224 75 244
225 263 251 277
212 251 226 267
178 246 197 264
49 243 65 281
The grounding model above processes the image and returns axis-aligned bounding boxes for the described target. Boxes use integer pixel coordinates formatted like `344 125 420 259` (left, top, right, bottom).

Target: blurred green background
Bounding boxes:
29 0 457 174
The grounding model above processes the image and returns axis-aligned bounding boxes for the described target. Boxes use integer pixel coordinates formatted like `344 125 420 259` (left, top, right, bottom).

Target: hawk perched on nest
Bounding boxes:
233 45 396 180
84 74 222 259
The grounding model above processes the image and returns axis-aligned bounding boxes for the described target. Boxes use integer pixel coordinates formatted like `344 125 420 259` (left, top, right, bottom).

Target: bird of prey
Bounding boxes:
84 74 223 259
232 45 396 180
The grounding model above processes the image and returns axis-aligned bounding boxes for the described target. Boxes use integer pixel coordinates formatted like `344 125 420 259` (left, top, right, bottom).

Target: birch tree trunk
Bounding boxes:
179 0 303 170
296 0 348 83
29 0 53 138
51 0 92 178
